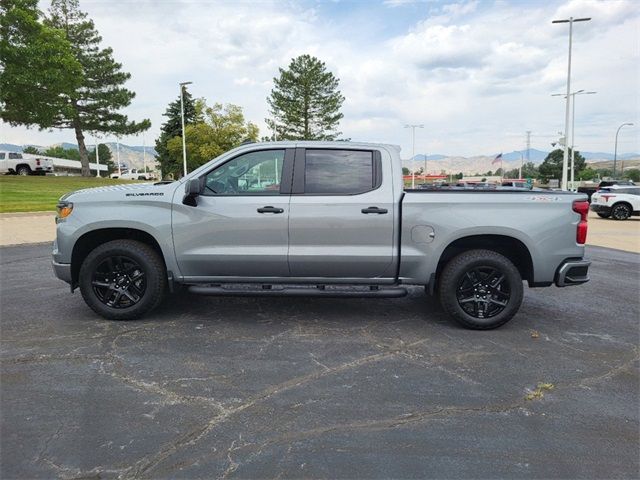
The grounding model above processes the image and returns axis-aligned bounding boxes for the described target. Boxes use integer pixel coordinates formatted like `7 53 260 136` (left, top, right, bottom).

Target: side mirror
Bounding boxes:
182 178 202 207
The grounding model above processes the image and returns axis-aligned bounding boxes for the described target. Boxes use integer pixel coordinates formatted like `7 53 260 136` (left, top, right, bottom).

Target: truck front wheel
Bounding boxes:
78 240 166 320
438 249 524 330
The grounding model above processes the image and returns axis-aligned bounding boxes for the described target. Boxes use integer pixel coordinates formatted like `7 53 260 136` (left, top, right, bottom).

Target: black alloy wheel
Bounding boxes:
611 203 631 220
456 266 510 319
79 239 166 320
91 255 146 308
438 249 524 330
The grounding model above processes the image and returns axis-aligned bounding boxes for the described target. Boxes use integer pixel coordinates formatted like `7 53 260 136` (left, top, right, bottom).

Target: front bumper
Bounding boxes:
52 261 72 284
590 204 611 215
555 259 591 287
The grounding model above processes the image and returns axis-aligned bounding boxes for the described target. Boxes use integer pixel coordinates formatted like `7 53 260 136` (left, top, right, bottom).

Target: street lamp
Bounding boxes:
553 16 591 190
404 124 424 188
552 90 596 190
179 81 193 178
614 122 634 177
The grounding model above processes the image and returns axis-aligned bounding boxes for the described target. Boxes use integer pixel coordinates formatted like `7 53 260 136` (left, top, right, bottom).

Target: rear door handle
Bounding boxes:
361 206 388 214
257 206 284 214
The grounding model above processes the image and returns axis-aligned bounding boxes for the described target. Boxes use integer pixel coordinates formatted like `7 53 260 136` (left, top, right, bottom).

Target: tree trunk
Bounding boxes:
73 121 91 177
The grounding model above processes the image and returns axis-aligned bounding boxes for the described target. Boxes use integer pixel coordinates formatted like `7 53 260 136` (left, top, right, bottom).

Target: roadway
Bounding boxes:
1 243 638 478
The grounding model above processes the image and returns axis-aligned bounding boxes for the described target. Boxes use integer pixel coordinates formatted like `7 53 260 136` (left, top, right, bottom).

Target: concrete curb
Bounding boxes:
0 211 56 218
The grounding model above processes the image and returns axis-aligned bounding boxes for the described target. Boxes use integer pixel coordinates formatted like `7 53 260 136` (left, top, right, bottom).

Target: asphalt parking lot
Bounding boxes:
1 243 638 479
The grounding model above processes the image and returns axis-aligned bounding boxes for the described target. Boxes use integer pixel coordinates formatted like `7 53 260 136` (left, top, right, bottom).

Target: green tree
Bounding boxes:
0 0 82 130
577 167 597 181
44 0 149 176
166 101 258 175
44 145 80 160
538 148 585 183
266 54 345 140
504 162 539 179
402 167 410 175
521 161 539 178
154 89 199 177
625 169 640 182
22 146 40 154
88 144 113 174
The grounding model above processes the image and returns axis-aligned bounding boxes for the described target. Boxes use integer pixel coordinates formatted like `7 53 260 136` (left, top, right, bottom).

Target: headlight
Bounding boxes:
56 201 74 221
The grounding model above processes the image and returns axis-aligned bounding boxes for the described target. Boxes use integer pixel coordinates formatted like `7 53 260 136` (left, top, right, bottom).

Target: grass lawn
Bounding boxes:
0 176 145 213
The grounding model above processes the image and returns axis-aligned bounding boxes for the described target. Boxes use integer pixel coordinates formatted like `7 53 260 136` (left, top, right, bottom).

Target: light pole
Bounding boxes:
553 16 591 190
614 122 634 177
552 90 596 190
179 81 193 178
424 153 427 179
404 124 424 188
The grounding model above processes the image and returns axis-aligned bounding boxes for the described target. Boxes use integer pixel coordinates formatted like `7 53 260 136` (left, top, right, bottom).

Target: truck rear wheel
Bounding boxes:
78 240 166 320
438 249 523 330
16 165 31 176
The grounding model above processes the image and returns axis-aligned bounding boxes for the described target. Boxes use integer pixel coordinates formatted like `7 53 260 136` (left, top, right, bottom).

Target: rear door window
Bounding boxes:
304 149 377 194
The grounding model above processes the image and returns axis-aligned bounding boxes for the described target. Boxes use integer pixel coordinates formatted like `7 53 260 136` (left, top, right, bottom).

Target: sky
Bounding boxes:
1 0 638 157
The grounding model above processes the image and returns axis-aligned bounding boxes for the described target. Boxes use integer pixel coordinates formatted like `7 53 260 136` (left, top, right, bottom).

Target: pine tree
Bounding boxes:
266 55 345 140
44 0 149 176
154 89 198 178
0 0 82 129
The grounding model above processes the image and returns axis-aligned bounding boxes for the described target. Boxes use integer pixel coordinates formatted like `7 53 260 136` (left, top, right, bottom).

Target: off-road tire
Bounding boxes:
438 249 524 330
16 166 30 176
79 240 166 320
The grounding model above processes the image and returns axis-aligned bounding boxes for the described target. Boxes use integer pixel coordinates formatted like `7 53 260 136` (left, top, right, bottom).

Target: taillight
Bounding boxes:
573 199 589 244
36 159 41 166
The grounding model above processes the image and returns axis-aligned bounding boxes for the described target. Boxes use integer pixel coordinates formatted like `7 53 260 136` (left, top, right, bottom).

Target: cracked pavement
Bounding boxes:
1 244 639 479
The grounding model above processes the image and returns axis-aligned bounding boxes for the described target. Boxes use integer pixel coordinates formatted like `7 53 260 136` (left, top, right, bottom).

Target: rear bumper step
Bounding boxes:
188 284 408 298
555 259 591 287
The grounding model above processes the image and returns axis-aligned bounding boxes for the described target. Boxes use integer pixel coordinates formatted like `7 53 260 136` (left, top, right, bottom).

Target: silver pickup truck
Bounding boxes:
52 141 591 329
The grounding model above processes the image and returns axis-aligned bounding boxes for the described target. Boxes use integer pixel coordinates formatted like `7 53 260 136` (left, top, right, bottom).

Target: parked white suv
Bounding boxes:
0 151 54 175
590 185 640 220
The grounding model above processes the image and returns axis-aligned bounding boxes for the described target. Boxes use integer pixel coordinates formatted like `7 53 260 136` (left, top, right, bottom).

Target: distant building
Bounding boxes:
23 154 108 175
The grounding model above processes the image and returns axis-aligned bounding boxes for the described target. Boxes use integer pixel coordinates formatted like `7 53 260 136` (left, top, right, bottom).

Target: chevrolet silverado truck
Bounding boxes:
0 151 54 175
52 142 591 329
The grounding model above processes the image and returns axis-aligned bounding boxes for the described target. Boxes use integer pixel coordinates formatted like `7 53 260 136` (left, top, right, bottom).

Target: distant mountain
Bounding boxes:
0 143 22 152
581 152 639 161
412 154 447 161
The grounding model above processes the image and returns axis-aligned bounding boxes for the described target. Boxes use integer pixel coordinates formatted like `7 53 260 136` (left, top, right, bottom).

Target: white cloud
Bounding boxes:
2 0 638 157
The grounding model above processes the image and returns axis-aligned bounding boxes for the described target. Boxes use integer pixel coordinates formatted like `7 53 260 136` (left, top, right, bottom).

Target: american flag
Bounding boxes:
492 153 503 165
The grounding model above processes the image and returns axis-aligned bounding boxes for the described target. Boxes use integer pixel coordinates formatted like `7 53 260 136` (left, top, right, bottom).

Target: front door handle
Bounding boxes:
257 206 284 214
361 206 388 214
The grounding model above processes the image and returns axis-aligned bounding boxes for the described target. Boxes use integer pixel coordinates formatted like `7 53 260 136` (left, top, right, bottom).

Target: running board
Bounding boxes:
187 284 408 298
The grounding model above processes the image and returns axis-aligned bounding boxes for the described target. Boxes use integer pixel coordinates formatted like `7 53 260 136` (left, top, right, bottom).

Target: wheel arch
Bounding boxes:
435 234 534 287
15 163 32 174
71 228 166 288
